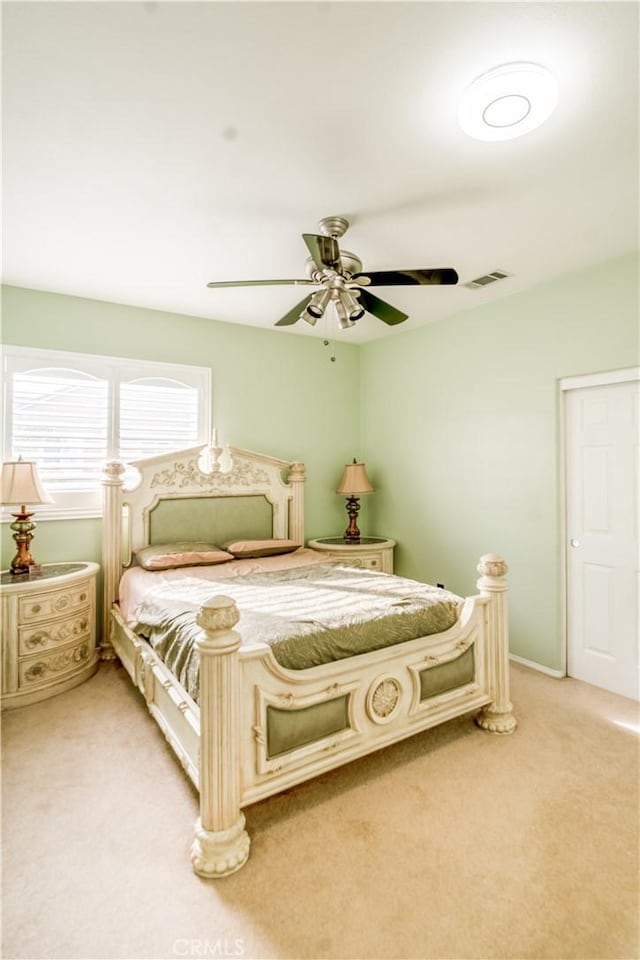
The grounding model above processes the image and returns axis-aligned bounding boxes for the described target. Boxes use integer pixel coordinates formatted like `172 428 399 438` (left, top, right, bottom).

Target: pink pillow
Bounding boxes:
134 542 233 570
222 539 301 559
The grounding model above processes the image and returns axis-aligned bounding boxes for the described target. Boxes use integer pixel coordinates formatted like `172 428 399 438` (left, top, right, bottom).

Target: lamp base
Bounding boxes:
9 508 38 575
343 496 362 542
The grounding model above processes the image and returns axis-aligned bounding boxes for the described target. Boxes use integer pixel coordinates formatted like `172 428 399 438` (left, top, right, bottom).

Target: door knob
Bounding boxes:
570 538 580 548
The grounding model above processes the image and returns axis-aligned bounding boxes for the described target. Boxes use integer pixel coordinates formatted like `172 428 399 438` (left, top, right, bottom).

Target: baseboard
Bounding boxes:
509 653 565 679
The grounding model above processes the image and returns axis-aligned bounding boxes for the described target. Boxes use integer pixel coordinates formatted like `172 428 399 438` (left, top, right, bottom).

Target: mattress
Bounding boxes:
119 549 462 702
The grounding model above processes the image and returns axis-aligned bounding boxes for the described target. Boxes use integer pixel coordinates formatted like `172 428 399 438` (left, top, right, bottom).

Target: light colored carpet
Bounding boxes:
1 662 638 960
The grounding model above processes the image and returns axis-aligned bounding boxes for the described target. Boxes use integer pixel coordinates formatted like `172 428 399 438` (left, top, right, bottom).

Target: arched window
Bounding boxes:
3 346 211 518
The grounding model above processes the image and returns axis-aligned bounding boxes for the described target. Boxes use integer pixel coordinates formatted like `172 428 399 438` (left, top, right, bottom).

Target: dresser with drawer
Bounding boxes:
1 562 100 709
307 536 395 574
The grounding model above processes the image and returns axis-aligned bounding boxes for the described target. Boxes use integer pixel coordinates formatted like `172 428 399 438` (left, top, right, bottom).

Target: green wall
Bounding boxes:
360 252 639 671
2 251 638 670
1 285 363 577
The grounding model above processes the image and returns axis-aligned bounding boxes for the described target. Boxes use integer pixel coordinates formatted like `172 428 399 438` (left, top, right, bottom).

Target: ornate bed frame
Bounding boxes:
102 443 516 878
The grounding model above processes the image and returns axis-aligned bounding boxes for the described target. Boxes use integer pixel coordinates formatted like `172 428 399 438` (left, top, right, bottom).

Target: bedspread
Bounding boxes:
130 562 462 701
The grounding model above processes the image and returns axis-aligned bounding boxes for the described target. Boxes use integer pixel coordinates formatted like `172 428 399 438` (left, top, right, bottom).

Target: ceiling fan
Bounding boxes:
206 216 459 330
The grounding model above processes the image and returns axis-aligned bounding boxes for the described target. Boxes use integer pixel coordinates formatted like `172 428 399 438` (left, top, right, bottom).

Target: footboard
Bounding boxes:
239 598 489 804
190 554 516 878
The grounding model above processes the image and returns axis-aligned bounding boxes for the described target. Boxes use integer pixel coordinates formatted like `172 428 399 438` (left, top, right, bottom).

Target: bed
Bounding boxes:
102 442 516 878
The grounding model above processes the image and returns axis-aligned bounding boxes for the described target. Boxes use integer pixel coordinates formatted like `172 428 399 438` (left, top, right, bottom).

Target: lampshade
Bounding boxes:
1 458 54 506
336 461 374 496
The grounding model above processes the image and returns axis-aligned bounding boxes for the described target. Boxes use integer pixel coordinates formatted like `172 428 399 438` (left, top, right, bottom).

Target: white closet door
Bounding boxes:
565 378 639 700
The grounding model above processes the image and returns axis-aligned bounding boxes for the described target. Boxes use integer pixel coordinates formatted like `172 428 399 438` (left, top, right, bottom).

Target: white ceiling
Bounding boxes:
2 1 638 343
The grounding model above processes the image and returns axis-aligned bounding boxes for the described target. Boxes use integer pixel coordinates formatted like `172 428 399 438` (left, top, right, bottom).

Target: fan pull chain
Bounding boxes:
321 301 336 362
323 339 336 363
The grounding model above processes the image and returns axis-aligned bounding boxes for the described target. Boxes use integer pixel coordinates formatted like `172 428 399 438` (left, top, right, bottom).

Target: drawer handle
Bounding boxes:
26 633 47 648
24 662 46 680
31 604 42 614
371 560 378 566
80 593 87 602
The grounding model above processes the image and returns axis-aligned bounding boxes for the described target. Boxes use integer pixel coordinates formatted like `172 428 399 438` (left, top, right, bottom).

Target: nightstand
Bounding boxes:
307 536 395 574
1 562 100 710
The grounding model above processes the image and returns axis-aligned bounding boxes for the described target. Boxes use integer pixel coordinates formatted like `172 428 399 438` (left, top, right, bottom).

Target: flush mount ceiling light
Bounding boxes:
459 62 558 142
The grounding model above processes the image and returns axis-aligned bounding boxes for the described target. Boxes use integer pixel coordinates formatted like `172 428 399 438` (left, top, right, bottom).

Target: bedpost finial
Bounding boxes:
477 554 508 579
104 460 126 481
197 595 240 633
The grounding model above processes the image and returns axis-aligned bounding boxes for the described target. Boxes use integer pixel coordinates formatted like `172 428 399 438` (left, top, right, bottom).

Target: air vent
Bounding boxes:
464 270 511 290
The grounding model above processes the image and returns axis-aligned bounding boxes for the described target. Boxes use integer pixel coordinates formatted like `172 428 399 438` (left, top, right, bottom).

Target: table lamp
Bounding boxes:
336 459 374 542
1 457 54 575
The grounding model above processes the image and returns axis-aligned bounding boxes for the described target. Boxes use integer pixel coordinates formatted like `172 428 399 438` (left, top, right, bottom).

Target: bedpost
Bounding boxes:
101 460 125 660
288 461 306 545
474 554 517 734
191 595 250 878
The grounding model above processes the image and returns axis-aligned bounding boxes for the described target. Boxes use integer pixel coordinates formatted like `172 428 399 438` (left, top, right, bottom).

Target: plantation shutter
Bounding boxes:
11 368 109 492
3 346 211 518
119 377 200 462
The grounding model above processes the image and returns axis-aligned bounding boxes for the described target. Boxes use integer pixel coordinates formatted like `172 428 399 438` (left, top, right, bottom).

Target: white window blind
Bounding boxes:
119 378 199 463
12 368 109 492
3 346 211 519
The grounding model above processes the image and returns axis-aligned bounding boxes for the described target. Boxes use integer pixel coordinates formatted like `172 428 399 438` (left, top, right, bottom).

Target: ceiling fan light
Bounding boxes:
334 298 356 329
458 62 558 141
306 287 331 318
337 315 356 330
302 310 317 327
339 288 365 321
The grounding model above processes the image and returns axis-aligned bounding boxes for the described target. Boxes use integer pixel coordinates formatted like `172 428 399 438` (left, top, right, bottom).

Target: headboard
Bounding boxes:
102 443 306 643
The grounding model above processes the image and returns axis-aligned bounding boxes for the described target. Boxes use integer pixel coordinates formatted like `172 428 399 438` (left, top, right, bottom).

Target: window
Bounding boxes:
2 346 211 519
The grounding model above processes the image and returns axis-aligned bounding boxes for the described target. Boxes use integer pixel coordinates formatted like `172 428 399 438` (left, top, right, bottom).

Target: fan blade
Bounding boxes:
303 233 341 272
207 278 313 288
357 289 408 326
352 268 458 286
274 294 314 327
